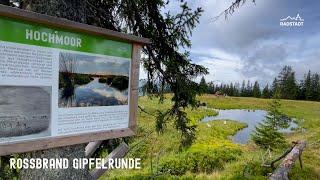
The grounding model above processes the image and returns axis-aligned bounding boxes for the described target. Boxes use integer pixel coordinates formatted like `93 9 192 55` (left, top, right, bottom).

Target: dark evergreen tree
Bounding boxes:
207 81 215 94
277 66 298 99
246 80 253 97
311 73 320 101
297 79 306 100
253 81 261 98
199 76 208 93
228 82 234 96
305 70 312 100
251 96 288 149
241 80 246 96
271 77 278 97
214 84 220 93
262 84 271 99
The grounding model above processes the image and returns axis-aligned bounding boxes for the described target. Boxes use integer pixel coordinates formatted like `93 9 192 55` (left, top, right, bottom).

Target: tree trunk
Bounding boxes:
19 1 89 179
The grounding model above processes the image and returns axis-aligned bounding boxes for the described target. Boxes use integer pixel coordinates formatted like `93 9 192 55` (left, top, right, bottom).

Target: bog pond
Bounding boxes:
59 78 128 107
202 109 298 144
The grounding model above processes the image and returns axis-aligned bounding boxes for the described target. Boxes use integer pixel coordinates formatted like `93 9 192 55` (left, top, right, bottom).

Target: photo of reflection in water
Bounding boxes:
58 52 130 108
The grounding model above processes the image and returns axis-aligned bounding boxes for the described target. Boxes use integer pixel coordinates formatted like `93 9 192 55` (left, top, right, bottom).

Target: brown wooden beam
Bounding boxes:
85 141 103 158
90 142 130 179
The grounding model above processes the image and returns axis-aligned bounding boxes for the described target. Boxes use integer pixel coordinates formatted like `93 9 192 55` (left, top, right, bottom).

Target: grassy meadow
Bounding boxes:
103 95 320 179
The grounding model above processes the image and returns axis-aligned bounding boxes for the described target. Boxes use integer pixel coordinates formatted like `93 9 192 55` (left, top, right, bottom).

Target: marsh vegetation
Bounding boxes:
102 95 320 179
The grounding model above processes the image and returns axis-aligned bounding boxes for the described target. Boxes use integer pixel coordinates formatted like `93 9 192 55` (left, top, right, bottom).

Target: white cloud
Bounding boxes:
195 48 245 83
140 0 320 85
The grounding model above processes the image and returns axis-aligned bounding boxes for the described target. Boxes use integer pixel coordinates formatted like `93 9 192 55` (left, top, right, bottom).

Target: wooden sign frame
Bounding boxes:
0 5 149 156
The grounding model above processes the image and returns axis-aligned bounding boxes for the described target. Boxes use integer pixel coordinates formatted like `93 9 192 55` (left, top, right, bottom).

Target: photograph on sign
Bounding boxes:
58 52 130 108
0 86 51 140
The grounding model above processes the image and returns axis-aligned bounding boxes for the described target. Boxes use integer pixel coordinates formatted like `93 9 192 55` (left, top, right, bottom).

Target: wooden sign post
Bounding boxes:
0 5 149 156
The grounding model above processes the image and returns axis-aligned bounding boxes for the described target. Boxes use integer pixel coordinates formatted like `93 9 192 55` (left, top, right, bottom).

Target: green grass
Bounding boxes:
102 95 320 180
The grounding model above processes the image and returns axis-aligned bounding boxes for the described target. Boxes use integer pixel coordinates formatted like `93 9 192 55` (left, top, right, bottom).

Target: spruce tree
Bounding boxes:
297 79 306 100
241 80 246 97
199 76 208 93
305 70 312 100
271 77 278 97
262 84 270 98
277 66 298 99
253 81 261 98
207 81 215 94
251 95 288 149
311 73 320 101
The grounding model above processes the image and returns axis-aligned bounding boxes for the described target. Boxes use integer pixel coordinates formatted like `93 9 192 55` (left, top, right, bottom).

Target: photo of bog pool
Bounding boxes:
58 52 130 108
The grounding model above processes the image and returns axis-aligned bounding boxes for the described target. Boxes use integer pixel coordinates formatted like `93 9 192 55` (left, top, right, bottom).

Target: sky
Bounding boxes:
141 0 320 86
68 53 130 76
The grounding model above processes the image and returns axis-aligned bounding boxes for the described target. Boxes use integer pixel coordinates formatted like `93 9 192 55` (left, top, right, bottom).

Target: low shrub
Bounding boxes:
241 160 270 176
111 76 129 90
158 148 242 176
99 78 107 83
74 74 91 85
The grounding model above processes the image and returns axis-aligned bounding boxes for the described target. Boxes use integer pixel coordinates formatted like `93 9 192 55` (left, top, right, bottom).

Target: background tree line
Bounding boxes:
200 65 320 101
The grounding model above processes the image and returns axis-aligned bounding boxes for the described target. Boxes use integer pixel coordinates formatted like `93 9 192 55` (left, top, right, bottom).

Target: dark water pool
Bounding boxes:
202 109 298 144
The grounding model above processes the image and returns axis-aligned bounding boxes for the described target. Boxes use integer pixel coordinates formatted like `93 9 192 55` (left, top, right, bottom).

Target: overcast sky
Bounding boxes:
141 0 320 86
72 53 130 76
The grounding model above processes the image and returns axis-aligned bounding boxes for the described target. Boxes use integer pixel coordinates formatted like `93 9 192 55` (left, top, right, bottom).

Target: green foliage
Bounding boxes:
253 81 261 98
98 78 107 83
262 84 271 98
203 66 320 102
0 156 19 180
272 66 298 99
241 159 271 177
74 74 91 85
199 77 208 93
298 70 320 101
251 98 287 149
111 76 129 91
251 123 286 149
59 73 91 89
158 148 242 176
59 72 73 89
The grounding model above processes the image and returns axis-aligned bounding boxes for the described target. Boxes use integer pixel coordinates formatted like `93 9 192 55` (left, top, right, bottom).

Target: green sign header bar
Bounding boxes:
0 16 132 58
